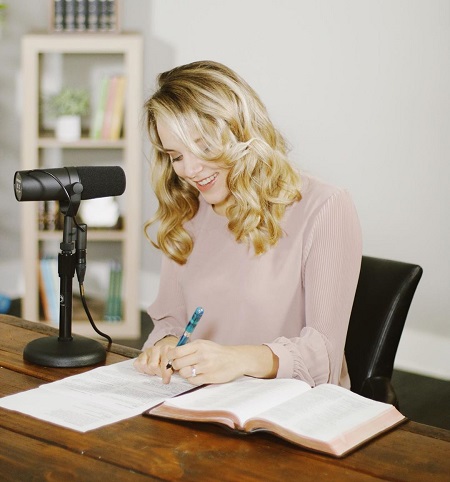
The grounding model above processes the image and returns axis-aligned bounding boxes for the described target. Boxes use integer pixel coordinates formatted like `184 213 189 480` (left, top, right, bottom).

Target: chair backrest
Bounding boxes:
345 256 423 397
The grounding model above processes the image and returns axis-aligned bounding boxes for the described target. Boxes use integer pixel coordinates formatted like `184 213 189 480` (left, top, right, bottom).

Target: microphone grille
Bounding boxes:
77 166 126 200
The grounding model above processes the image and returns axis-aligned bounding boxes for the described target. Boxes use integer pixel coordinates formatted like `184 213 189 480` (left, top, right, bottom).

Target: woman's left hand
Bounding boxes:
168 339 278 385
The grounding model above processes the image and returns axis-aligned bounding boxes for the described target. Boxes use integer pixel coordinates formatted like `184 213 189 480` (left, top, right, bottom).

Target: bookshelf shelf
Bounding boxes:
72 320 139 338
38 132 127 149
20 32 143 340
38 229 126 242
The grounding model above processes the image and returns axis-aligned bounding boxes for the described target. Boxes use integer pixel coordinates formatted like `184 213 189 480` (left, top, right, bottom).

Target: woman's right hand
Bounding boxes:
133 336 178 383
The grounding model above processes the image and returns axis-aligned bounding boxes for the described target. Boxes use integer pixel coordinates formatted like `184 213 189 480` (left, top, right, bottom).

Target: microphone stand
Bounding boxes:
23 191 106 367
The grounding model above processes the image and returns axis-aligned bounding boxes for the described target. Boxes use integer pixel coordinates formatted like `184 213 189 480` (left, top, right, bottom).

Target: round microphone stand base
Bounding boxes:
23 336 106 367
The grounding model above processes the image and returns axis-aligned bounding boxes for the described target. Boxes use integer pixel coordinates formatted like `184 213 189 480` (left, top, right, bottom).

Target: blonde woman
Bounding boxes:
134 61 362 389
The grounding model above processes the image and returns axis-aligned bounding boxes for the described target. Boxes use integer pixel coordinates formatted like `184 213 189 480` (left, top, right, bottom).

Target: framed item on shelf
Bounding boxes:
49 0 121 34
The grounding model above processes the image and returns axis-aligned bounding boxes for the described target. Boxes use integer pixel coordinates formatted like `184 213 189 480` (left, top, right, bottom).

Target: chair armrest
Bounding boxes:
360 376 399 407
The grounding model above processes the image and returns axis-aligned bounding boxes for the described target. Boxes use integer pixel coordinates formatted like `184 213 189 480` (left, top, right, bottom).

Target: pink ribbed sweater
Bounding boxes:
143 174 362 388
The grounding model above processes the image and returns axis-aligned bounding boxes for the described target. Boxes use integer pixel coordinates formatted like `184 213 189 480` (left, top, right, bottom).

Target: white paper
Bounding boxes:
0 359 193 432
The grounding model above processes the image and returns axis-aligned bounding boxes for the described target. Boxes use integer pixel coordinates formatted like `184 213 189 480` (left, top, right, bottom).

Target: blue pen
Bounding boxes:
166 307 204 369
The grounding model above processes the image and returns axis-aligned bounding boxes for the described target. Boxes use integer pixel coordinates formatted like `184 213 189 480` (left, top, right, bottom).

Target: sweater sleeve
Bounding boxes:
142 254 187 349
265 190 362 387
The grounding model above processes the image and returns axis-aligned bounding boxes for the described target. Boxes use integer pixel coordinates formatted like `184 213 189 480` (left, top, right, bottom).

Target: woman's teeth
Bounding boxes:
198 173 218 186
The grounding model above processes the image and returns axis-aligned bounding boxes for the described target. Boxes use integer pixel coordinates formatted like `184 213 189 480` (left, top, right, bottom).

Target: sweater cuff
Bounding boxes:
141 317 184 350
263 343 294 379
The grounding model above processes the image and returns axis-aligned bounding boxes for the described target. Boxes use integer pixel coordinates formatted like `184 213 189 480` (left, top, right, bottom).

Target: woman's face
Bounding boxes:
157 119 231 216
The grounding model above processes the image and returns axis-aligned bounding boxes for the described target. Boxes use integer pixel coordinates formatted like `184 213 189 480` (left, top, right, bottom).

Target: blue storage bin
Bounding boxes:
0 293 12 313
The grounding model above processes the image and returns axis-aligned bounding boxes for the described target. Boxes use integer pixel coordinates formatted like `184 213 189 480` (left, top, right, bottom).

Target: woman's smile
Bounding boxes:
195 172 218 190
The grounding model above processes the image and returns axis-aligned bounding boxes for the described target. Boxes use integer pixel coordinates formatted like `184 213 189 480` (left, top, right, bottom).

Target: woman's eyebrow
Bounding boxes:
163 138 203 152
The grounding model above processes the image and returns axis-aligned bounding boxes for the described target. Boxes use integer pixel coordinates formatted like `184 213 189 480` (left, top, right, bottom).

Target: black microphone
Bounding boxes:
13 166 126 202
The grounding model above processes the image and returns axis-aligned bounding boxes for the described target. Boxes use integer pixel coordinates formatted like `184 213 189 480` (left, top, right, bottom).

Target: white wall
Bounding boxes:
1 0 448 379
141 0 450 380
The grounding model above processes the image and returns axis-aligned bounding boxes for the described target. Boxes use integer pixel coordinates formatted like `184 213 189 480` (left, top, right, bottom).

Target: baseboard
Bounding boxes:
395 328 450 381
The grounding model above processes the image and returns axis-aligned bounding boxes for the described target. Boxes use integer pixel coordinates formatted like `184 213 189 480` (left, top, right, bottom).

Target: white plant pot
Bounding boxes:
55 115 81 142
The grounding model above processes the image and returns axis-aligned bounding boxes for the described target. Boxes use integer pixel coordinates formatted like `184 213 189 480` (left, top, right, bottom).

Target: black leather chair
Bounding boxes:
345 256 423 407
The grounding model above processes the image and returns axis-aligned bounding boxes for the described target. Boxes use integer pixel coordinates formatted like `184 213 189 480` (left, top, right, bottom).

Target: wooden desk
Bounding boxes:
1 314 449 481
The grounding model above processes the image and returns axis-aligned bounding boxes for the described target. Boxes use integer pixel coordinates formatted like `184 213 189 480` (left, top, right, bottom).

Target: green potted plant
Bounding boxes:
47 88 90 141
0 3 7 39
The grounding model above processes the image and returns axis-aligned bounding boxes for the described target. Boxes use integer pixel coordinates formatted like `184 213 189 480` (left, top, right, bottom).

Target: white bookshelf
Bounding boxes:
20 33 143 339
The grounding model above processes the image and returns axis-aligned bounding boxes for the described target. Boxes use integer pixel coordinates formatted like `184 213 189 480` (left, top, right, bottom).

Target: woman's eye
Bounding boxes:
171 155 183 162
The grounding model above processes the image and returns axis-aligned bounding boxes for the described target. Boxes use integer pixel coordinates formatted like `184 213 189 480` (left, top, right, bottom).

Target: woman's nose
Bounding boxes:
183 154 203 178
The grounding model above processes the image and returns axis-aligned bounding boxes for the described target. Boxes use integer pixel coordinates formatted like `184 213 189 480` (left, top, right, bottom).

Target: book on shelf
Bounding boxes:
46 200 60 230
101 75 119 139
90 75 110 139
109 75 126 140
38 262 51 321
106 0 118 32
104 261 122 321
48 257 60 325
98 0 108 32
38 201 46 231
45 200 57 231
38 200 62 231
87 0 99 32
146 377 406 457
63 0 76 32
39 257 60 325
75 0 87 31
53 0 64 32
98 0 118 32
90 74 126 140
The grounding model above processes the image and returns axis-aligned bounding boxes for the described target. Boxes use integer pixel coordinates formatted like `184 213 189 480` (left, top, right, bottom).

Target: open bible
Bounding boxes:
146 377 405 457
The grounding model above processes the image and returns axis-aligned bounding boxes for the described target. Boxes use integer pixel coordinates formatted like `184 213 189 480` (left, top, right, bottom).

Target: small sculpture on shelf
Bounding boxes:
46 88 90 142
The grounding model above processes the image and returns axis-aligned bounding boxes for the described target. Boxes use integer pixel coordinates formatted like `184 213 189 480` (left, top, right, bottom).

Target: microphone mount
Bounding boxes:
58 166 83 218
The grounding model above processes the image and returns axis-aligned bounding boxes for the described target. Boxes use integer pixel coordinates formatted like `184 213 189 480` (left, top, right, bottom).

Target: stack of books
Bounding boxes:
90 74 126 140
51 0 120 33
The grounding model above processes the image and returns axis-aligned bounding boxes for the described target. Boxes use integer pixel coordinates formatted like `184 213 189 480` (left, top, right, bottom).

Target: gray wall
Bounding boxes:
0 0 449 378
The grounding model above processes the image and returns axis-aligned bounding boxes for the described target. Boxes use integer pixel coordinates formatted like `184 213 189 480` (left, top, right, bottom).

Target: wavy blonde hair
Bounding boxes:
144 60 301 264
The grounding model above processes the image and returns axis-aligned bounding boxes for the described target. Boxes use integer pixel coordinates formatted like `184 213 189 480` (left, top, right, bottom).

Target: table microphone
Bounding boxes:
14 165 126 367
13 166 126 202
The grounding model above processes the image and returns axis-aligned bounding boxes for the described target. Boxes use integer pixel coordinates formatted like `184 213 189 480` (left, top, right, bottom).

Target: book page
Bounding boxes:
0 359 192 432
249 383 402 442
161 377 312 427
